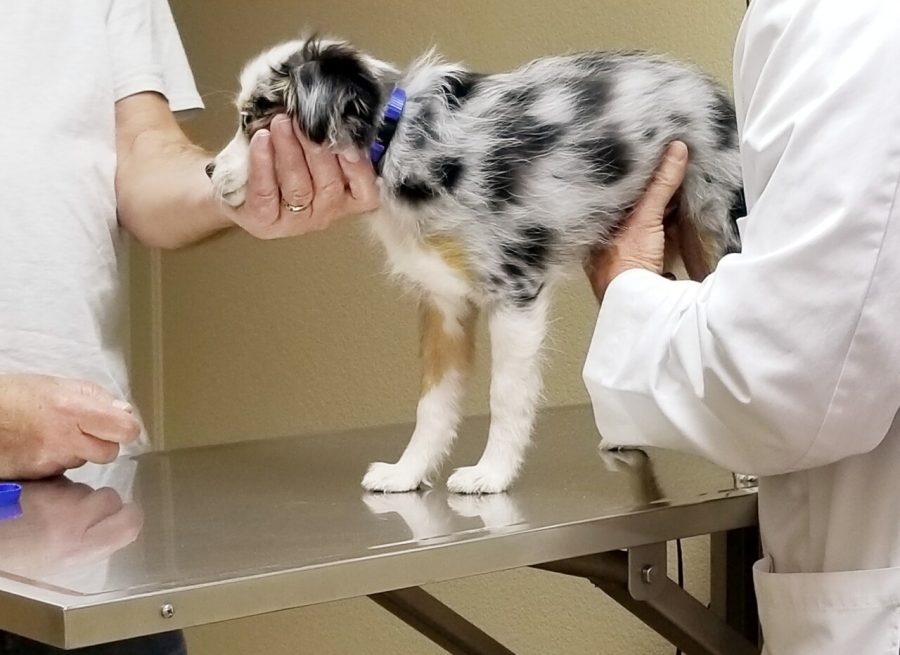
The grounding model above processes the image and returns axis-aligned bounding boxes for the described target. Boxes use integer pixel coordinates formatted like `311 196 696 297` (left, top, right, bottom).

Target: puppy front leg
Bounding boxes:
362 297 476 492
447 295 548 494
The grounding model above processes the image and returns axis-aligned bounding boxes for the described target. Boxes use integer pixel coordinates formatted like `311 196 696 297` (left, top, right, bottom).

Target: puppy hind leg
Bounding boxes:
362 297 477 493
447 294 548 494
676 177 735 280
673 201 715 282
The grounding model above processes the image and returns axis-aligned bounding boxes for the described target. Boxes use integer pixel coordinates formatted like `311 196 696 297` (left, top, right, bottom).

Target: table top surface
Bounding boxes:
0 404 757 648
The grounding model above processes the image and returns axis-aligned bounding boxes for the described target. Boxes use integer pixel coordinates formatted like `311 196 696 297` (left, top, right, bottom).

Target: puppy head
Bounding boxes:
209 37 396 206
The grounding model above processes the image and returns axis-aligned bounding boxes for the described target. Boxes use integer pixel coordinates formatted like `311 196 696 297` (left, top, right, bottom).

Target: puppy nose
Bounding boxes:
205 161 216 179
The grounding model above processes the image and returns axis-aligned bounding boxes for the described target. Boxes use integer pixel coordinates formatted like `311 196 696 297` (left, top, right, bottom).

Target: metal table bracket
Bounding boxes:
368 533 759 655
535 536 760 655
628 542 667 601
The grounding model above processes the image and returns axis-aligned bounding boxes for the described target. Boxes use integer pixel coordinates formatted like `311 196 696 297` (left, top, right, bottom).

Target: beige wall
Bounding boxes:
133 1 745 652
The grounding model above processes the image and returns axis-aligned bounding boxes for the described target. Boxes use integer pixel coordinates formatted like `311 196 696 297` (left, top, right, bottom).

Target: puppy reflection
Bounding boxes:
446 493 524 535
597 448 667 508
363 490 525 545
364 490 457 544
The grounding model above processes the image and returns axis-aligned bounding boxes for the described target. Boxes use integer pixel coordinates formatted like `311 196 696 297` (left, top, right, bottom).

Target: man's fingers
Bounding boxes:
584 142 686 302
74 398 141 445
241 130 280 226
656 140 689 186
339 154 380 212
270 115 314 210
74 433 121 465
65 379 118 405
54 380 140 447
81 503 144 562
75 486 124 527
291 121 344 187
634 141 689 218
235 117 375 239
294 129 347 210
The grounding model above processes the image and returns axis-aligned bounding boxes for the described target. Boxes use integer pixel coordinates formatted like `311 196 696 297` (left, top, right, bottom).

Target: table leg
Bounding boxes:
370 587 516 655
710 526 760 647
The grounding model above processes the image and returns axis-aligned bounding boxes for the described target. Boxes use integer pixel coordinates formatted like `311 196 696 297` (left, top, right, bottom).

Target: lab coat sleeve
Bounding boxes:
582 0 900 476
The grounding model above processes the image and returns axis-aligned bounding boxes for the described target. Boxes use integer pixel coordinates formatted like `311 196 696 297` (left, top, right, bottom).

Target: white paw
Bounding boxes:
446 465 513 494
362 462 426 493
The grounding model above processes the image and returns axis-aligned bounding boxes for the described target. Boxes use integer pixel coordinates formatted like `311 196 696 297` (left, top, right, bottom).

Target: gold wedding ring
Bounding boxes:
282 199 310 213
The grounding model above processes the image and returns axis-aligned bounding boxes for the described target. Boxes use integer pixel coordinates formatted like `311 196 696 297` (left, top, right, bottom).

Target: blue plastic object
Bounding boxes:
0 482 21 504
0 483 22 521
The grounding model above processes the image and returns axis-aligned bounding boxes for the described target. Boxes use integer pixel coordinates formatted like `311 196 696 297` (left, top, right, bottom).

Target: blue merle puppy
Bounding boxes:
208 36 743 494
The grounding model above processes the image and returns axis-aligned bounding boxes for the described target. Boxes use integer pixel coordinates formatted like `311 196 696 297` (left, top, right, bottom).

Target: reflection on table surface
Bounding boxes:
0 477 142 593
0 404 749 598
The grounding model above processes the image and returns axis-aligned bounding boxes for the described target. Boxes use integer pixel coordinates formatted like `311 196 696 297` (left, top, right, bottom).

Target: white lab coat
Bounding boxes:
582 1 900 652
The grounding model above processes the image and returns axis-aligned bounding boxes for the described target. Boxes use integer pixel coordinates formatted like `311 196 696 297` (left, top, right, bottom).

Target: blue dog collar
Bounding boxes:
370 87 407 173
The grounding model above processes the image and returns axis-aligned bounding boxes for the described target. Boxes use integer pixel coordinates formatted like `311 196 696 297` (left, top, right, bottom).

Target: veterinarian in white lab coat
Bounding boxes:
584 1 900 652
0 2 378 653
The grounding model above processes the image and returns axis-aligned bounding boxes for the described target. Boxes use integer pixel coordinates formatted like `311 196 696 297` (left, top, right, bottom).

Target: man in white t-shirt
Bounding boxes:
0 2 378 653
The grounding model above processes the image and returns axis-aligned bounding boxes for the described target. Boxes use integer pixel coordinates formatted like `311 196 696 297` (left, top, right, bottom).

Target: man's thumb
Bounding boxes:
639 141 689 217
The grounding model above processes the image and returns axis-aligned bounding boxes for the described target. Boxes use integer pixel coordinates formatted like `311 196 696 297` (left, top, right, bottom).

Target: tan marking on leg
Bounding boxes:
699 229 724 272
420 300 477 394
425 235 472 281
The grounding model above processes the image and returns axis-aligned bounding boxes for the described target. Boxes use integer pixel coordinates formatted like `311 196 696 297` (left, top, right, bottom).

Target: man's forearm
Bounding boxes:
116 126 233 249
115 92 235 249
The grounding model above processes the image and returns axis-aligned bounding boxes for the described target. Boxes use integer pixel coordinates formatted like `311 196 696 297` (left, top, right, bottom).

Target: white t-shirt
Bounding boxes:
0 1 203 473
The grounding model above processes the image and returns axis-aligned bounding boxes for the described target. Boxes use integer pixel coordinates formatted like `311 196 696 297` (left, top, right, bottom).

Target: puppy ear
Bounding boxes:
286 40 386 149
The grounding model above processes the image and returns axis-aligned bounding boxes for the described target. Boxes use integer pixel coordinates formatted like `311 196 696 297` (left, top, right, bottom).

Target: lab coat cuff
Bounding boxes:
583 269 685 449
591 268 677 366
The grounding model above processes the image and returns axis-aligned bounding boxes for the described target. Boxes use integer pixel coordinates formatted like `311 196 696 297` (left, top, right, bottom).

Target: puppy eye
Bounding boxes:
256 97 276 111
239 111 251 132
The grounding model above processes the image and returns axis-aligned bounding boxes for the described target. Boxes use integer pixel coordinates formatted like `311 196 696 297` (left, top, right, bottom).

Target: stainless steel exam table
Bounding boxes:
0 404 759 654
